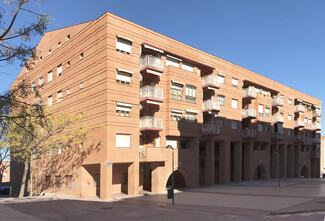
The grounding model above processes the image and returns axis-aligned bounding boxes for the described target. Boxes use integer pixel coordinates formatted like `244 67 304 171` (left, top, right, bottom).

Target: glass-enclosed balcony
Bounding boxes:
202 75 220 90
140 116 163 132
242 88 257 99
294 135 305 143
140 86 163 104
313 109 321 117
202 124 221 135
140 54 164 73
272 97 284 107
242 109 256 119
272 132 284 141
202 100 220 113
242 129 256 139
294 104 305 113
312 122 321 131
272 115 284 123
294 120 304 128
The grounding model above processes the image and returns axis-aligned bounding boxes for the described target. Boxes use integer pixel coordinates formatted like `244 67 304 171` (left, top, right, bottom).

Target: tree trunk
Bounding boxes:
19 160 29 198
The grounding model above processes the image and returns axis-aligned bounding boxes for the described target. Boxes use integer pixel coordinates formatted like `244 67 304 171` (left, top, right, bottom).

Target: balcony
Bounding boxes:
242 109 257 119
294 104 305 113
140 86 163 105
140 55 164 76
294 120 304 128
272 97 284 107
312 122 321 131
242 129 256 139
202 75 220 90
272 132 284 141
202 124 221 136
202 100 220 113
140 116 163 132
313 109 321 117
294 135 305 143
312 137 321 144
272 115 284 123
242 88 257 99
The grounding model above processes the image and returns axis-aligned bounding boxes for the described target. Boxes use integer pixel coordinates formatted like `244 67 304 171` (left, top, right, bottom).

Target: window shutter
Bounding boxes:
116 134 131 147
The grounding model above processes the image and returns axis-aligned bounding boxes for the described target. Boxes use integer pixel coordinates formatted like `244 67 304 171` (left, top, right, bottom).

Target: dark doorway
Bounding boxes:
253 165 266 180
300 166 308 178
166 170 186 189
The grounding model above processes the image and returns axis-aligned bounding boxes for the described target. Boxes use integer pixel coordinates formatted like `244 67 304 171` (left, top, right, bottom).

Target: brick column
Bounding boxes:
219 140 230 184
205 138 215 185
287 145 294 178
233 141 242 182
243 141 253 181
128 162 139 195
280 144 287 178
100 162 112 199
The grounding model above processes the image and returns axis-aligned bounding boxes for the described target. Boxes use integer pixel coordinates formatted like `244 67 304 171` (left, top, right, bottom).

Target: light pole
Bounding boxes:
30 154 33 196
275 150 280 187
166 144 174 205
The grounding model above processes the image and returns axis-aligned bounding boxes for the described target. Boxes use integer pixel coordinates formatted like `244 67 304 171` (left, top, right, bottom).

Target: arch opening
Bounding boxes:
166 170 186 189
253 165 266 180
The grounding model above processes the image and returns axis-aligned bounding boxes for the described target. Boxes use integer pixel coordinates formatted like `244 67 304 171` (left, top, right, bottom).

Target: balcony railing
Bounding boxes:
139 147 146 158
242 109 257 119
202 100 220 112
140 116 163 131
313 109 321 117
294 104 305 113
272 115 284 123
313 137 321 143
185 95 196 103
242 129 256 139
140 86 163 101
202 124 221 135
272 97 284 107
313 122 321 131
202 75 220 89
294 120 304 128
242 88 257 99
294 135 305 143
140 54 164 72
272 132 284 141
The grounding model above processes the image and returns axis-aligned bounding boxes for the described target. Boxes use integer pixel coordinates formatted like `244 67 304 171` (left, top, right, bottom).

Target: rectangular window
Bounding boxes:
288 113 292 121
232 78 238 87
67 61 70 68
48 71 52 82
116 102 132 117
48 95 52 106
171 109 182 121
185 85 196 103
231 99 238 109
185 110 198 122
57 90 62 103
265 107 270 117
258 123 264 132
166 56 180 67
31 81 36 92
182 62 193 72
116 69 132 85
166 140 177 149
80 52 84 59
231 121 237 129
39 76 43 88
65 175 72 188
171 81 183 101
67 88 70 95
288 98 292 105
57 145 62 155
217 95 225 106
58 42 61 48
116 134 131 148
55 176 61 189
116 36 132 54
288 129 292 136
217 73 225 84
258 104 264 117
57 64 62 76
80 82 83 89
49 49 51 55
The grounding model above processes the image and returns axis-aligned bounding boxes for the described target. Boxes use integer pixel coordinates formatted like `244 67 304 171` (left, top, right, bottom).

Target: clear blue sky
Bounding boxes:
1 0 324 134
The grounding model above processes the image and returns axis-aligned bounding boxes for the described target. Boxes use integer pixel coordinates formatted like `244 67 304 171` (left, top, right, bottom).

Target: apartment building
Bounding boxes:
11 12 321 198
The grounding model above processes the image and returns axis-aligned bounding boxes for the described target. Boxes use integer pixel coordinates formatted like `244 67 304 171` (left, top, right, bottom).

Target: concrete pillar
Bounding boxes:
233 142 242 182
271 144 278 178
280 144 287 178
100 162 112 199
287 145 294 178
294 145 300 177
192 137 200 188
265 142 271 179
128 162 139 195
219 140 230 184
205 138 215 185
243 141 253 181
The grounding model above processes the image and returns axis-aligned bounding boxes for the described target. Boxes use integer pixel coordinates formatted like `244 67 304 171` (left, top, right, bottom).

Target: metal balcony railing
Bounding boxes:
242 109 257 118
140 86 163 101
140 54 164 71
140 116 163 130
272 115 284 123
294 135 305 143
202 75 220 88
242 129 256 138
294 120 304 128
294 104 305 113
242 88 257 98
202 124 221 135
272 97 284 106
202 100 220 111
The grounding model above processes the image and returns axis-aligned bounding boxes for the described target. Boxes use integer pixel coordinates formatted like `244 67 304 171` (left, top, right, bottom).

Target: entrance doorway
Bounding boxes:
166 170 186 189
253 165 266 180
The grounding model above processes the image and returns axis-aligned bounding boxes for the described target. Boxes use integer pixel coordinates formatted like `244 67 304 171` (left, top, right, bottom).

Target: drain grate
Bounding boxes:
101 207 113 210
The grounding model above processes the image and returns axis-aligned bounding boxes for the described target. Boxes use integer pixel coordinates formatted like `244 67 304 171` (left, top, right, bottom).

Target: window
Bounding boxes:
185 110 198 121
48 71 52 82
48 49 51 55
166 55 180 67
57 145 62 155
67 88 70 95
304 117 308 125
80 82 83 89
55 176 61 189
116 102 132 117
58 42 61 48
65 175 72 188
116 134 131 147
116 69 132 85
40 56 42 61
57 64 62 77
39 76 43 88
67 61 70 68
288 98 292 105
262 90 268 96
80 52 84 59
265 107 270 117
3 173 7 178
116 36 132 54
57 91 62 103
166 140 177 149
171 81 183 100
182 62 193 72
185 85 196 103
31 81 35 92
67 34 70 41
231 99 238 109
231 121 237 129
47 147 52 156
45 176 51 188
217 95 225 106
48 95 52 106
232 78 238 87
258 104 264 117
258 123 264 132
288 113 292 121
288 129 292 136
216 117 225 127
171 109 182 121
217 73 225 84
